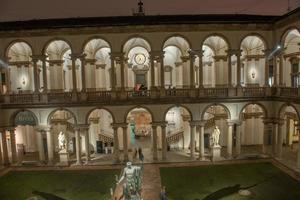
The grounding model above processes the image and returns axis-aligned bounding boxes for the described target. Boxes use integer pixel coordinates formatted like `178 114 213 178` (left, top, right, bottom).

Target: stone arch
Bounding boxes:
42 37 74 55
280 26 300 45
278 103 300 120
163 104 193 122
239 102 268 120
121 35 152 53
85 107 115 124
239 33 268 52
124 105 154 123
5 39 34 59
200 33 231 51
10 109 39 127
162 34 192 51
201 103 231 120
81 36 112 54
47 108 78 125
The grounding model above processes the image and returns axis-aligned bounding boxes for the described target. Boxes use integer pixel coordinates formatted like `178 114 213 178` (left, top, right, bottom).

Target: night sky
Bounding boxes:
0 0 300 22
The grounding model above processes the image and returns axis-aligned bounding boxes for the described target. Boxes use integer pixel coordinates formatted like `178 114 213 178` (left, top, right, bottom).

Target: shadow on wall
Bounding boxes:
32 190 66 200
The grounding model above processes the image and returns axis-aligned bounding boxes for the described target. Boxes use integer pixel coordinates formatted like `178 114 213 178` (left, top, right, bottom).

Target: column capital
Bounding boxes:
74 124 89 131
229 49 242 56
31 54 48 61
152 121 167 127
109 52 125 59
189 120 206 126
227 120 236 126
5 127 16 132
111 123 128 129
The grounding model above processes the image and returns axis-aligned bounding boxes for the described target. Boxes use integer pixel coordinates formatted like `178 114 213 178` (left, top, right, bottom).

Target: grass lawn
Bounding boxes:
160 162 300 200
0 169 120 200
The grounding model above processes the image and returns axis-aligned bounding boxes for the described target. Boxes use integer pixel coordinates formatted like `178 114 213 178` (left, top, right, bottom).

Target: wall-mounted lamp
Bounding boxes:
22 77 26 85
251 71 255 79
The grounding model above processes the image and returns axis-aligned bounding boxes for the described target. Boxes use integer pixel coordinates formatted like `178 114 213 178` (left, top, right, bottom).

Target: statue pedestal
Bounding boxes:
57 149 70 166
211 145 222 162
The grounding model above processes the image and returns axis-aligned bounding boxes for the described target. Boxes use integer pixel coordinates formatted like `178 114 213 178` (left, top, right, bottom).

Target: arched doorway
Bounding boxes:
279 105 300 168
6 41 34 93
282 29 300 87
44 40 80 92
202 105 230 157
123 37 151 90
11 110 39 164
202 36 229 87
240 35 266 87
87 108 115 164
163 36 191 88
126 107 152 162
83 38 112 91
239 104 266 157
48 109 76 165
165 106 192 160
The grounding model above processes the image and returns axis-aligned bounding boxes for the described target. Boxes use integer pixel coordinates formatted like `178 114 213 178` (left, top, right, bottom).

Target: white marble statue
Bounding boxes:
212 126 221 147
58 131 66 151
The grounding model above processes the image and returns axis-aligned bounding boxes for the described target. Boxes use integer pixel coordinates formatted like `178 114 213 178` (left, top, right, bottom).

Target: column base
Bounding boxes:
73 161 83 166
47 161 54 166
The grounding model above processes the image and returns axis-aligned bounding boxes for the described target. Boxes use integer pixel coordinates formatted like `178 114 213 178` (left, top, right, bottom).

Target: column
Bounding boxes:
36 128 45 163
160 52 165 89
272 122 278 156
198 122 205 160
152 125 158 161
190 123 196 159
197 51 203 88
235 122 242 157
279 54 283 86
227 121 234 158
41 56 48 92
32 57 40 93
273 57 278 86
189 52 195 88
120 54 125 90
110 53 116 90
262 120 271 154
122 125 128 161
150 53 156 89
236 50 242 86
80 55 86 92
46 127 54 165
276 120 284 159
112 125 120 162
0 130 9 165
75 127 82 165
8 128 17 164
70 54 78 92
83 126 90 164
264 51 270 87
227 51 232 87
161 123 167 160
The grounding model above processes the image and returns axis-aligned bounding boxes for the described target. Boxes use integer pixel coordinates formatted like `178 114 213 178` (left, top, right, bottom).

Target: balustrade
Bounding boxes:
0 86 300 105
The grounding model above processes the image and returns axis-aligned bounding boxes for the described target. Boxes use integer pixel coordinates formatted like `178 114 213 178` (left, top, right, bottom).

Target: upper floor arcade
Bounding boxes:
0 12 300 105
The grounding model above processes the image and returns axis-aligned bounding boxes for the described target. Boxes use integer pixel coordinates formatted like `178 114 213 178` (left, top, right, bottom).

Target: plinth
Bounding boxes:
57 149 70 166
211 145 222 161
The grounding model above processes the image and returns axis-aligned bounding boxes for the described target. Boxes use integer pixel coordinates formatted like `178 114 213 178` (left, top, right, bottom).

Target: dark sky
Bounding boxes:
0 0 300 22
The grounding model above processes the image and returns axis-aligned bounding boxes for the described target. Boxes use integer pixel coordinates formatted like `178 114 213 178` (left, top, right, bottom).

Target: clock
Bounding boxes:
134 53 146 65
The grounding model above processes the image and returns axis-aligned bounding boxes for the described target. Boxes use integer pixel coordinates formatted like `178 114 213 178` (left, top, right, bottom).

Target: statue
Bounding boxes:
58 131 66 151
211 126 221 147
116 162 143 200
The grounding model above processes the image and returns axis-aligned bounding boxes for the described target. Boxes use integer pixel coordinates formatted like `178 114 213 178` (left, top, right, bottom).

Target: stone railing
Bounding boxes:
167 129 184 145
0 86 299 105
